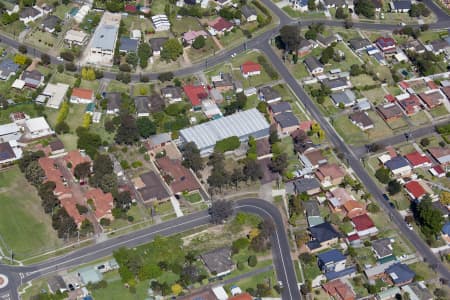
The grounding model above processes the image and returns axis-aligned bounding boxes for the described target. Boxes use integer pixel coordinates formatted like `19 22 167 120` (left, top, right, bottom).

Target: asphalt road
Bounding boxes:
352 119 450 158
0 199 301 300
256 41 450 283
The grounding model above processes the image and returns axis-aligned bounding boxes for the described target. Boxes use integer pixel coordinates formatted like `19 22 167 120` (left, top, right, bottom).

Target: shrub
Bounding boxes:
214 136 240 153
100 218 111 226
131 161 142 168
248 255 257 267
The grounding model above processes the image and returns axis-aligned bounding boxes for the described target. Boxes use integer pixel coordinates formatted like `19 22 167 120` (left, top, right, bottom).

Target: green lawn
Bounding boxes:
361 88 386 105
91 276 149 300
409 262 436 281
225 269 278 296
106 80 130 94
184 192 203 204
355 247 376 266
302 261 322 281
187 37 220 63
171 16 203 36
0 20 25 37
282 6 325 19
409 111 430 126
0 103 40 124
26 28 59 51
419 30 448 44
51 72 77 86
0 167 62 259
430 105 449 118
80 80 100 93
289 61 309 80
325 43 362 72
334 115 369 146
351 74 378 88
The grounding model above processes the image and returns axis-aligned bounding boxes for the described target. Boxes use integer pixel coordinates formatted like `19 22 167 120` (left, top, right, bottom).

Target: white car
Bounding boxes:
56 56 64 62
406 223 413 230
231 53 237 58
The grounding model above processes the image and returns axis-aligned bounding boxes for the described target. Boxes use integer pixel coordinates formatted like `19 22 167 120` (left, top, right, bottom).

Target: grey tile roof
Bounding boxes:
260 86 281 102
349 111 373 127
41 15 60 30
349 38 371 50
0 59 19 77
201 247 233 274
372 238 393 258
269 101 291 114
149 37 168 51
274 111 299 128
304 56 323 72
119 37 138 52
106 92 121 111
322 77 349 90
292 177 321 194
138 171 170 201
303 200 321 217
331 90 356 106
134 96 150 114
241 5 257 18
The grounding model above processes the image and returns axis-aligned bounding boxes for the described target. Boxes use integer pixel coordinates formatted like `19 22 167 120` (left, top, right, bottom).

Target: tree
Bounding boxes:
304 29 317 40
52 208 77 239
80 219 94 236
25 161 44 186
40 53 50 65
420 137 430 147
115 114 140 144
440 191 450 205
335 7 348 19
115 191 132 210
350 64 363 76
214 136 240 153
171 284 183 296
243 159 263 181
18 45 27 54
270 153 288 174
416 196 445 237
248 255 257 267
410 3 430 18
232 238 250 253
126 52 139 68
387 180 401 195
192 36 206 49
279 25 301 51
320 46 335 64
161 39 183 62
209 199 233 224
354 0 375 18
375 167 390 184
55 121 69 134
158 72 174 82
138 42 152 68
308 0 316 10
136 118 156 138
60 50 74 62
182 142 203 172
367 202 380 213
119 63 131 72
74 162 91 180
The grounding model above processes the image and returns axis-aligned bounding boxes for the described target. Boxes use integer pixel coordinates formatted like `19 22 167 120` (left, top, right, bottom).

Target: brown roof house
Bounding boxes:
299 148 328 170
376 103 403 121
201 247 234 277
315 164 346 187
349 111 374 131
136 171 170 203
419 90 445 109
156 157 201 194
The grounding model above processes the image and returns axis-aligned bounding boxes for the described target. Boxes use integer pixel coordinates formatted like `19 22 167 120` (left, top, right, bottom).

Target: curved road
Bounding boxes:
0 199 301 300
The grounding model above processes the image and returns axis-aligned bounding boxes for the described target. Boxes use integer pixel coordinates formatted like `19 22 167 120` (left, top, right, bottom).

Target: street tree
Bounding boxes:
182 142 203 172
354 0 375 18
161 39 183 62
209 199 233 224
136 117 156 138
279 25 301 52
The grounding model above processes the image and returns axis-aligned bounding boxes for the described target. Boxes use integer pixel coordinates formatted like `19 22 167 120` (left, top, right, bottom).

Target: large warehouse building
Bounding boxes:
179 108 270 156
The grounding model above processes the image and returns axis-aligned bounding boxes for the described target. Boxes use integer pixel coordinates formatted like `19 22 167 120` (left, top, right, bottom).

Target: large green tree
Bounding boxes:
354 0 375 18
161 39 183 62
417 196 445 237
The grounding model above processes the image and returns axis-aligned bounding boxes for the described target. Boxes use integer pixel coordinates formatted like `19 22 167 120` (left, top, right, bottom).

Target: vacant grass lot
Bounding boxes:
0 103 40 124
171 16 203 36
0 167 62 259
282 6 325 19
91 271 148 300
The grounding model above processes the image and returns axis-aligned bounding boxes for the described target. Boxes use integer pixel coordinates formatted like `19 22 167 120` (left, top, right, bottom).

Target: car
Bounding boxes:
68 284 75 291
278 281 283 288
406 223 413 230
399 22 406 26
389 202 395 208
231 53 237 58
97 264 105 270
56 56 64 62
382 194 390 201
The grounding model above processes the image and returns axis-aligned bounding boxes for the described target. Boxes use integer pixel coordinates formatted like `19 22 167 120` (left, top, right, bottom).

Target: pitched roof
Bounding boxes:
20 6 41 18
149 37 168 51
183 84 208 106
343 200 364 213
349 38 371 50
269 101 291 114
419 90 444 108
349 111 373 127
351 214 375 231
331 90 356 106
404 180 426 199
372 238 393 258
49 139 64 152
309 222 340 242
304 56 323 71
64 150 91 171
260 86 281 102
316 164 346 180
292 177 321 194
318 249 346 264
138 171 170 201
391 0 412 10
376 103 403 120
0 59 19 77
304 149 327 166
60 198 85 225
156 157 201 194
274 111 299 128
322 77 348 90
376 37 396 49
303 200 321 217
385 156 410 171
386 263 415 284
209 17 233 32
201 247 233 274
72 88 93 100
85 188 114 220
241 61 261 74
241 5 257 18
427 147 450 164
323 279 356 300
228 293 253 300
106 92 121 111
0 141 15 161
397 94 421 115
119 37 139 52
134 96 150 114
42 15 60 29
404 151 431 167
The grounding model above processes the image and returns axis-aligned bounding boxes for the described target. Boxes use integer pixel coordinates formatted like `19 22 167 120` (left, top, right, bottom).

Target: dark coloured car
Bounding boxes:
382 194 390 201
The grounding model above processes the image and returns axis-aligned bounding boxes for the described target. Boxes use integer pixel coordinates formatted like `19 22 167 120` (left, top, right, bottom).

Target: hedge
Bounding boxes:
215 136 240 153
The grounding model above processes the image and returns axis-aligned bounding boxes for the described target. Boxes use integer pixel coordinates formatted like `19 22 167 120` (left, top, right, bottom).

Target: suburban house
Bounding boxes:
0 59 19 81
404 151 432 168
404 39 427 54
23 117 54 140
241 5 257 22
307 222 340 252
375 37 397 54
156 157 201 194
376 103 404 121
0 141 23 166
64 150 91 176
292 129 315 154
273 111 300 135
304 56 324 76
268 102 292 122
349 111 374 131
134 96 150 117
211 73 234 92
145 133 171 153
209 88 224 104
88 12 121 66
49 139 65 156
331 90 356 107
70 88 94 104
0 123 21 142
290 177 322 196
149 37 168 56
151 14 170 31
202 100 222 119
328 187 354 211
428 147 450 165
350 214 378 237
429 39 449 55
41 15 60 33
289 0 310 12
385 156 412 177
136 171 170 203
317 249 347 273
183 84 208 109
300 148 328 170
208 17 233 36
161 86 183 103
21 70 44 89
385 263 415 286
402 282 433 300
429 165 446 178
303 200 325 227
256 138 271 160
317 34 338 47
19 6 43 24
390 0 412 13
259 86 282 103
349 38 372 51
323 0 346 8
182 30 208 45
298 39 315 56
64 30 88 47
372 238 394 261
404 180 427 201
371 0 383 12
397 94 421 115
343 200 366 219
43 83 70 109
201 247 234 277
118 37 139 53
419 90 445 109
85 188 114 221
322 78 351 91
105 92 121 115
322 279 356 300
60 198 85 227
148 94 166 113
240 61 261 78
38 157 71 198
315 164 346 187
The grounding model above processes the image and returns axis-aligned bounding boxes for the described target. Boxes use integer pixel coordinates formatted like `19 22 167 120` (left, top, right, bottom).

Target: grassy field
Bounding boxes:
91 272 149 300
334 115 370 146
26 28 59 52
0 103 40 124
0 167 62 259
430 105 449 118
225 269 278 296
361 88 387 104
106 80 130 94
282 6 325 19
325 43 362 72
50 72 77 86
184 192 203 204
351 74 378 88
171 16 203 36
187 37 220 63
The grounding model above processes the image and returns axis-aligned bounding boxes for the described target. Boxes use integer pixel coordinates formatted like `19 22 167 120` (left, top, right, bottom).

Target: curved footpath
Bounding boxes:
0 199 301 300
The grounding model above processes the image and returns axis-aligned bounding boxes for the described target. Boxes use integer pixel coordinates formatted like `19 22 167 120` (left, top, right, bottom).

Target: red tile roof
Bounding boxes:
315 164 346 181
323 279 356 300
427 81 439 89
418 90 444 108
351 214 375 231
71 88 94 100
397 95 421 115
124 4 137 12
404 181 426 199
347 233 360 242
431 165 445 176
60 198 85 225
399 81 410 90
183 84 208 106
376 37 396 51
404 151 431 167
156 157 201 194
385 94 396 102
241 61 261 75
85 188 114 220
442 86 450 99
38 157 71 196
209 17 233 32
64 150 91 173
228 293 253 300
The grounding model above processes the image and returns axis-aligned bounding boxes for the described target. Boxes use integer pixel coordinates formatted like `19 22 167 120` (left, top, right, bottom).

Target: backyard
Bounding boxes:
0 166 62 260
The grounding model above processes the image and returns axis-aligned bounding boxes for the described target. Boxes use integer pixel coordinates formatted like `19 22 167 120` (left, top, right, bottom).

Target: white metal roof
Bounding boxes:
0 123 20 136
25 117 51 132
180 108 269 151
